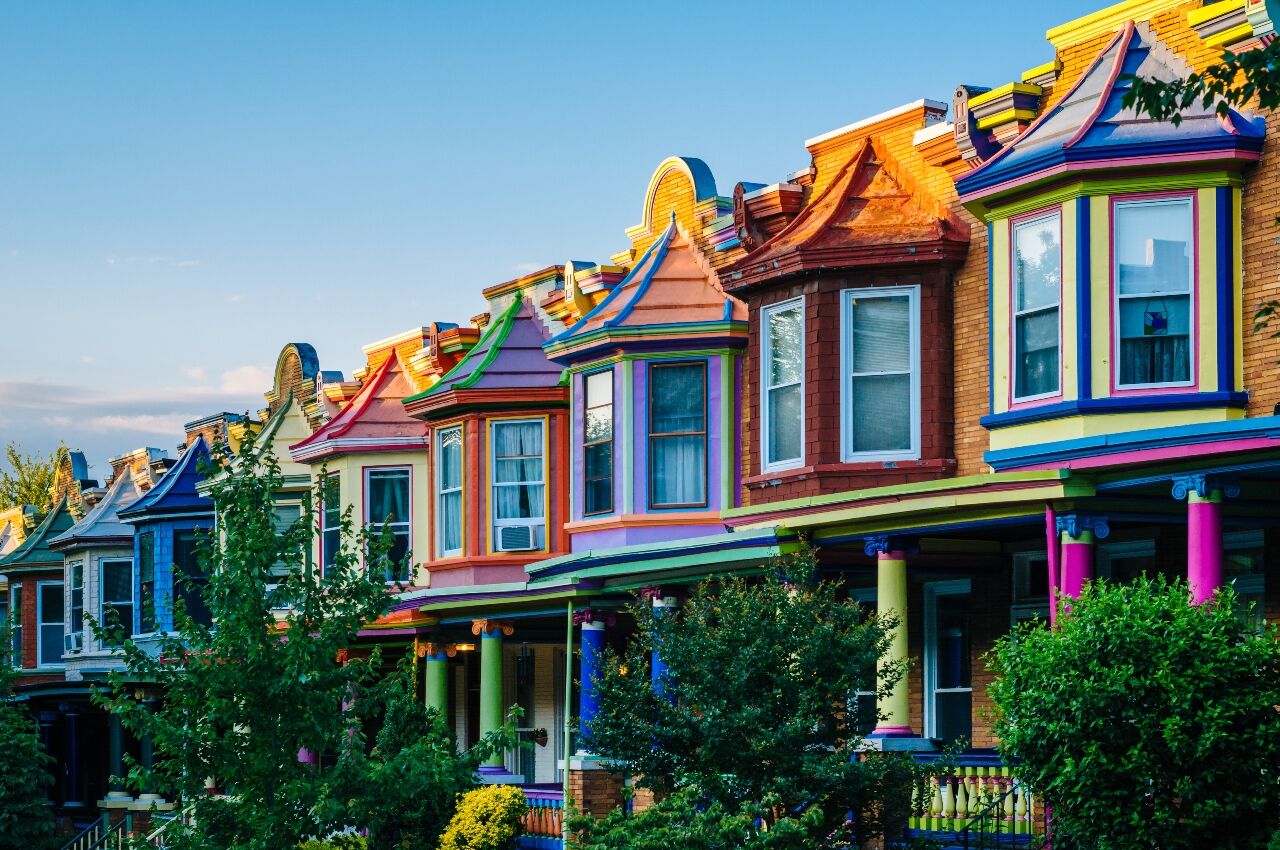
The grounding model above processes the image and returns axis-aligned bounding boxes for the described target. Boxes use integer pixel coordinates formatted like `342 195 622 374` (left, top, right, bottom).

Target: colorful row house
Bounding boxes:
17 0 1280 845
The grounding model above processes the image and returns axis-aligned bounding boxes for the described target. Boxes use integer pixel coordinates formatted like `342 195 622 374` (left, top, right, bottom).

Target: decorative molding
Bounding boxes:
1055 514 1110 540
1021 59 1062 88
417 641 457 659
1046 0 1187 49
637 586 664 603
471 619 514 637
572 608 617 628
862 534 919 557
1171 474 1241 501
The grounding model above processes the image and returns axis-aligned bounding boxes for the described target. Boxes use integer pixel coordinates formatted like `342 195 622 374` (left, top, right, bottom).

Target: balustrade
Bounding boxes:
519 789 565 850
906 756 1042 846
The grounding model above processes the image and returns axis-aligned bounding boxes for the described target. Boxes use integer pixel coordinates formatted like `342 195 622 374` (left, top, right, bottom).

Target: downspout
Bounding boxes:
562 601 574 846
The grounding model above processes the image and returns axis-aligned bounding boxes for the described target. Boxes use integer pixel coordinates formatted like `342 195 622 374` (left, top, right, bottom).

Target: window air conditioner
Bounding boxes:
64 632 83 653
496 522 540 553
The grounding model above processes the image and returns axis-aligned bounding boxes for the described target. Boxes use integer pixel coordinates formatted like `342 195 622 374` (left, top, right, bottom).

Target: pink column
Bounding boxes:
1187 490 1224 605
1059 532 1094 600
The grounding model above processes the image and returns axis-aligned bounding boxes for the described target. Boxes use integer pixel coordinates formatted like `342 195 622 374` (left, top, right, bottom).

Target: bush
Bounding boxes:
438 785 526 850
298 836 368 850
988 576 1280 850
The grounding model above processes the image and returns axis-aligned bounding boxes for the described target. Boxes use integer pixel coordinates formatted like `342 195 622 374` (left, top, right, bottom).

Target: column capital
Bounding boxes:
863 535 918 558
1172 474 1240 501
573 608 616 628
1055 514 1110 541
416 641 456 659
471 619 514 638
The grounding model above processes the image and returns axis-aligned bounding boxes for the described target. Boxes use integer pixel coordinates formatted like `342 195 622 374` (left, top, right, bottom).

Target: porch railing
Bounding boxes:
59 814 130 850
905 754 1043 847
519 788 564 850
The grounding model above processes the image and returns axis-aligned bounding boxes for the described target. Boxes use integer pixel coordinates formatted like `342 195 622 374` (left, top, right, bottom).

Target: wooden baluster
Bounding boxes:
1002 774 1016 831
909 780 922 830
930 776 945 832
942 775 956 832
1014 780 1029 835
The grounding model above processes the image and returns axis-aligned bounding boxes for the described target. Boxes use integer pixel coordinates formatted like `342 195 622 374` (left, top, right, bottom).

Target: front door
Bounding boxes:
925 580 971 746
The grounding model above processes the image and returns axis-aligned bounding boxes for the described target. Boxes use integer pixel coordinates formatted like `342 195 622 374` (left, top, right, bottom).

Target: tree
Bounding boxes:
1123 40 1280 126
0 442 66 516
988 576 1280 850
582 544 922 847
0 629 56 850
320 664 518 850
95 435 395 850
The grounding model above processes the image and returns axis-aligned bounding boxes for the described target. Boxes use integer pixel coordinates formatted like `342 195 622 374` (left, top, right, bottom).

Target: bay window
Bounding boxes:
1114 197 1194 388
366 467 411 582
36 580 64 667
101 559 135 643
762 298 804 470
648 362 707 508
1012 212 1061 400
583 370 614 516
841 286 919 459
490 419 546 551
436 426 463 557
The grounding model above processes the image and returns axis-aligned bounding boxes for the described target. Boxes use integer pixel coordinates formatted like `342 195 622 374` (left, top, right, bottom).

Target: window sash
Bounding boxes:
363 468 411 583
321 473 342 573
436 426 464 558
36 581 64 668
648 363 708 509
583 370 614 516
8 585 20 666
101 559 136 644
70 561 84 638
1012 212 1062 401
841 287 920 460
762 298 804 470
138 532 156 634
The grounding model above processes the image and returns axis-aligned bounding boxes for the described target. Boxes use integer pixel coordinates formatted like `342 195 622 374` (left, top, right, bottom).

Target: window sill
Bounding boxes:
981 391 1249 429
743 459 955 489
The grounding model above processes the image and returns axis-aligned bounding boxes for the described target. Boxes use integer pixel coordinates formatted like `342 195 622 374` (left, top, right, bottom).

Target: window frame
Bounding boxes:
69 559 84 642
1009 209 1064 405
487 417 549 553
761 296 806 472
364 465 413 583
100 557 136 645
138 531 156 635
1110 193 1198 393
581 369 615 517
320 471 342 577
7 584 20 667
435 424 465 559
35 579 65 669
839 285 922 462
647 360 709 510
923 579 972 741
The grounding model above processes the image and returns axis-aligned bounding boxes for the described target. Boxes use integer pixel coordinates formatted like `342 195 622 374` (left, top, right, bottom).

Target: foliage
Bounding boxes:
297 836 367 850
584 542 923 846
0 642 56 850
0 441 66 516
94 434 395 850
437 784 527 850
1123 38 1280 126
320 663 520 850
988 576 1280 850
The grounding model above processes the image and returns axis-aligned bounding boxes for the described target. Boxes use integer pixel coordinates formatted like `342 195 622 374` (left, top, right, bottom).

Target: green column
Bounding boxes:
106 714 129 800
476 621 508 769
874 549 912 736
425 644 450 717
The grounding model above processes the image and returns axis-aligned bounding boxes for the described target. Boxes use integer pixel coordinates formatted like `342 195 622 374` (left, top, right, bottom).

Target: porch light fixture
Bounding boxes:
454 642 476 652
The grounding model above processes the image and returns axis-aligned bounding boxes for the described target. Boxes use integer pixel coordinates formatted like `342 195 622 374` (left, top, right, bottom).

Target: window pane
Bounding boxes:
1015 308 1061 397
440 491 462 554
651 365 705 433
70 562 83 635
585 408 612 444
585 442 612 480
651 436 707 506
103 562 132 603
1116 201 1192 296
767 383 802 463
585 370 612 407
767 305 803 386
368 470 410 524
1014 215 1061 311
439 428 463 491
850 296 910 373
936 595 971 690
323 474 341 527
493 484 546 520
493 422 543 464
39 583 63 666
849 374 911 453
1118 296 1191 385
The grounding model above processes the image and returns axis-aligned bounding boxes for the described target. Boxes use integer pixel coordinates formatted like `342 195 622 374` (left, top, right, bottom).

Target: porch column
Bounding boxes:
135 694 165 804
1174 476 1234 605
106 713 130 802
473 619 513 772
649 593 678 701
574 611 611 750
63 706 84 808
1056 515 1108 601
423 642 452 717
867 538 911 738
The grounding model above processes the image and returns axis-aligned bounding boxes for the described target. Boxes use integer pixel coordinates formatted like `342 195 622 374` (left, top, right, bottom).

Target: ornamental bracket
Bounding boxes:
471 619 514 637
1171 474 1241 501
1055 514 1110 540
862 535 919 558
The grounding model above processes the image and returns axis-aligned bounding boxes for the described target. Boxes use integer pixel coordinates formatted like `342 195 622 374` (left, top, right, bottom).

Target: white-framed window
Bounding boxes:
3 584 15 667
270 500 304 579
582 370 614 517
366 467 412 583
761 297 805 471
321 472 342 576
924 579 971 744
138 531 156 634
841 286 920 461
1113 197 1194 389
101 558 135 645
1012 211 1062 401
36 580 64 668
69 560 84 644
490 419 546 552
648 362 708 508
1011 551 1050 626
436 425 464 558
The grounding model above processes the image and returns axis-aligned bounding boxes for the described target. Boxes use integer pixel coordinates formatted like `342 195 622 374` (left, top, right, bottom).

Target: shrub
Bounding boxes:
298 836 368 850
438 785 526 850
988 576 1280 850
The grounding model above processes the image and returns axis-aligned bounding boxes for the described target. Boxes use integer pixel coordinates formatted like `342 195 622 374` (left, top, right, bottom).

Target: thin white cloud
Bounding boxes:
219 366 270 395
182 367 208 382
104 254 202 268
84 414 194 435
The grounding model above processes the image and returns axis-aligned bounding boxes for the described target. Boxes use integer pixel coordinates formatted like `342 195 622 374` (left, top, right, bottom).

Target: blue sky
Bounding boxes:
0 1 1101 479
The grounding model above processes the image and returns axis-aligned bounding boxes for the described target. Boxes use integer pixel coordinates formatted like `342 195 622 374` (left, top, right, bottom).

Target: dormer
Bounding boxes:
955 21 1265 464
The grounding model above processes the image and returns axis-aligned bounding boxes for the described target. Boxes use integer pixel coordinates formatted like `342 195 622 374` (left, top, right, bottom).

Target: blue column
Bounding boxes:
578 620 605 750
650 596 677 701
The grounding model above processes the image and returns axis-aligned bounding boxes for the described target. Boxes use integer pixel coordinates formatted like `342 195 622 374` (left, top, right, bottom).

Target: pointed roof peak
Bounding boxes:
291 350 426 461
118 436 214 522
0 497 76 568
51 468 145 550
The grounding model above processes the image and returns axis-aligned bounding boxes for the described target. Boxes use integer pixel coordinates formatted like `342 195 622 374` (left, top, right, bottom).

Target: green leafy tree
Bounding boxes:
0 631 56 850
320 664 519 850
988 576 1280 850
1123 40 1280 126
95 435 395 850
583 544 921 847
0 442 66 515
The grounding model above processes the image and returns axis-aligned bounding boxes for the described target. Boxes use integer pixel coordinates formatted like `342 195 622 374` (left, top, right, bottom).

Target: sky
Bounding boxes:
0 0 1103 480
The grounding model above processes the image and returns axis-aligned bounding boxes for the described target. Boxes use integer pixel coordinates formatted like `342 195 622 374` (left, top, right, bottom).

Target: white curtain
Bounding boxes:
493 421 544 520
650 364 706 506
849 296 912 453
